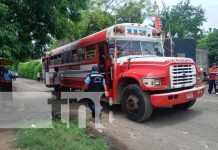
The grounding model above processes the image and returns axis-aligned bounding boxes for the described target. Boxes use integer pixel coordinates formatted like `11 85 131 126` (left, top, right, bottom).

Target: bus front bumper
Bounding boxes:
150 86 205 107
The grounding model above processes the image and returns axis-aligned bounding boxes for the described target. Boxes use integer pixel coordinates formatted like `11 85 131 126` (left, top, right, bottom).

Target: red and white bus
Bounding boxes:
42 23 205 122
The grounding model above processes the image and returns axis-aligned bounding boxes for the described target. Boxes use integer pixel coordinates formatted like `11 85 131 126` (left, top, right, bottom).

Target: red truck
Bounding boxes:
42 23 205 122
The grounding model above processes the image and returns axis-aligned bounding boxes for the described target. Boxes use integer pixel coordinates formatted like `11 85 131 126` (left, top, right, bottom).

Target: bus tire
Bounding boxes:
173 99 196 109
121 84 153 122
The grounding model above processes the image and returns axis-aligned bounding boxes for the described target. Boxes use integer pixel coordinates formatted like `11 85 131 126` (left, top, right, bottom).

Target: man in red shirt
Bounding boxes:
208 63 218 94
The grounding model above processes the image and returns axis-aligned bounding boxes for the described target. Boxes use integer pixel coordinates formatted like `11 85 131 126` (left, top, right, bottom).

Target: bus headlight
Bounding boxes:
143 78 161 87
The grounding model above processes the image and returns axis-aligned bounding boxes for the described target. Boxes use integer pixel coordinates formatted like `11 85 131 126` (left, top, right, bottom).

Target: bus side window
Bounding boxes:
86 45 96 60
61 53 64 64
98 43 106 74
77 48 85 61
51 56 54 65
57 54 61 64
54 55 58 64
62 52 67 64
66 51 72 63
48 57 51 65
72 50 78 62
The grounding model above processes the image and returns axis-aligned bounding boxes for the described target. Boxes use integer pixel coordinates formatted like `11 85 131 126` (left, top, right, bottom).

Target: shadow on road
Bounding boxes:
100 104 203 127
145 107 203 128
62 98 203 128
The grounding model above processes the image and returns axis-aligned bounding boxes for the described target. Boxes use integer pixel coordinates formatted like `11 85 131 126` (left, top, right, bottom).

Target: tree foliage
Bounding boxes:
3 0 208 63
207 30 218 63
1 0 156 62
116 0 154 23
18 60 42 80
197 35 208 49
78 0 115 37
78 0 154 37
0 0 87 61
160 0 206 39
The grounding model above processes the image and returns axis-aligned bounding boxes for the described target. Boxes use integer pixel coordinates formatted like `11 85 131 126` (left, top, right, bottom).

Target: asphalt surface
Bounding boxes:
1 78 218 150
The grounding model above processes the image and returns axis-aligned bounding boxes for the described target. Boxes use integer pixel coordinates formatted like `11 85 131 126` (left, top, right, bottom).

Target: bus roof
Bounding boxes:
46 29 108 57
47 23 160 57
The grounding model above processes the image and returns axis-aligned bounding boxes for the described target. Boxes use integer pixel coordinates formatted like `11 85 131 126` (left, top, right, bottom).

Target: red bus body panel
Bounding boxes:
151 86 205 107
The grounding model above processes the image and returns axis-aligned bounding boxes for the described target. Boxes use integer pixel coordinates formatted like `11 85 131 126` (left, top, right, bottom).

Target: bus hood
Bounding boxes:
117 55 194 65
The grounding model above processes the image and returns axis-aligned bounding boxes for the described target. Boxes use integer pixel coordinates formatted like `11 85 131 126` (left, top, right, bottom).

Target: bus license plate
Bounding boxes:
186 92 194 100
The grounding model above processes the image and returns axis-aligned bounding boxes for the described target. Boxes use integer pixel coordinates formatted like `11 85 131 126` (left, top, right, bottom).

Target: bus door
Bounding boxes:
42 57 50 86
98 43 112 89
98 43 106 77
107 41 116 89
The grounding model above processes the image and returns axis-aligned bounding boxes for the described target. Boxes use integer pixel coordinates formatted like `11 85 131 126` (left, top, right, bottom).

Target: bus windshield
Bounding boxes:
115 40 163 57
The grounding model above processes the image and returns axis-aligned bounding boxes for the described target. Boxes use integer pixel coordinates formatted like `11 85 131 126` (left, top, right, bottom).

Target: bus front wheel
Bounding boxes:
121 84 153 122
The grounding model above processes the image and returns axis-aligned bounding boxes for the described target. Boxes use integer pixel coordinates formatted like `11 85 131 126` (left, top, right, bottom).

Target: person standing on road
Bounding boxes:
37 72 41 81
82 65 109 118
53 67 61 99
208 63 218 94
13 71 16 81
216 65 218 94
3 68 11 81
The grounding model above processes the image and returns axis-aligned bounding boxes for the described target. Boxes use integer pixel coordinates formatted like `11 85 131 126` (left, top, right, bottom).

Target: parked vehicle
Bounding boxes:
0 58 13 92
42 23 205 122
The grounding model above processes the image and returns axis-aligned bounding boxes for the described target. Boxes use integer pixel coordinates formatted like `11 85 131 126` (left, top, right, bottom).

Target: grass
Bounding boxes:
15 121 109 150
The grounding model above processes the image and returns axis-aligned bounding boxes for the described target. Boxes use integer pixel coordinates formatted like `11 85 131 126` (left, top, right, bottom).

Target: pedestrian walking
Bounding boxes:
37 72 41 81
53 67 61 99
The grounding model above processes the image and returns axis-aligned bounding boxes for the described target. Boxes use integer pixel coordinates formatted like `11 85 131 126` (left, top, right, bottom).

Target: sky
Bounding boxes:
155 0 218 31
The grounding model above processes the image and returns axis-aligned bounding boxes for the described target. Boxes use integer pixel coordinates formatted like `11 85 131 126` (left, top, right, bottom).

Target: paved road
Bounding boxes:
2 78 218 150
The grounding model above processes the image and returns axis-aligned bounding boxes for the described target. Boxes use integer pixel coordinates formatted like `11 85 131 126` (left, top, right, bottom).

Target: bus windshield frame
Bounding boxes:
108 40 164 58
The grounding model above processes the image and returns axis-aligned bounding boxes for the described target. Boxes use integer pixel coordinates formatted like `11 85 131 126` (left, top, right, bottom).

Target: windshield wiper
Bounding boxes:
144 49 153 55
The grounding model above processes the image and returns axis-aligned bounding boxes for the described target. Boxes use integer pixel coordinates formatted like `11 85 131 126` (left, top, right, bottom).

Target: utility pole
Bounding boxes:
114 15 118 79
168 27 173 57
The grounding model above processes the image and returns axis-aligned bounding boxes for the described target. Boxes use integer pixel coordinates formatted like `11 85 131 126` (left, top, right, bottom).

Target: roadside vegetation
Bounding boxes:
17 60 42 80
15 121 109 150
197 29 218 64
0 0 207 63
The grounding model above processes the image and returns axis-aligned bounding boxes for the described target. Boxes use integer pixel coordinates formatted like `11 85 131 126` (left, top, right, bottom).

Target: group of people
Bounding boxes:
9 70 17 81
52 65 108 119
208 63 218 94
0 67 17 81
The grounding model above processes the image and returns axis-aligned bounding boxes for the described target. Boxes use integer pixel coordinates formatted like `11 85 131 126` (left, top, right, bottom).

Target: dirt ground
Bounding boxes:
1 78 218 150
0 129 16 150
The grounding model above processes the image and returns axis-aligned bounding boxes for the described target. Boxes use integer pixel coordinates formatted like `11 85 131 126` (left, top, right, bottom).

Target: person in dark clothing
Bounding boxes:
208 63 218 94
82 66 109 118
53 67 61 99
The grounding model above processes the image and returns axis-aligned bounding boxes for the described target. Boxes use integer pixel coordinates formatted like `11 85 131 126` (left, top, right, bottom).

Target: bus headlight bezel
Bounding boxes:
142 78 161 87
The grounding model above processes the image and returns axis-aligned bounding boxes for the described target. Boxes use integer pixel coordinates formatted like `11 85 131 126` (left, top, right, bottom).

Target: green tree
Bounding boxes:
197 35 208 49
207 30 218 63
0 0 87 61
77 0 115 37
160 0 206 39
116 0 154 23
78 0 155 37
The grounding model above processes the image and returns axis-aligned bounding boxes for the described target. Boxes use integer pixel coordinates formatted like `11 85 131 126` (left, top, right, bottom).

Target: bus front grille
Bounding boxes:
170 64 197 89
